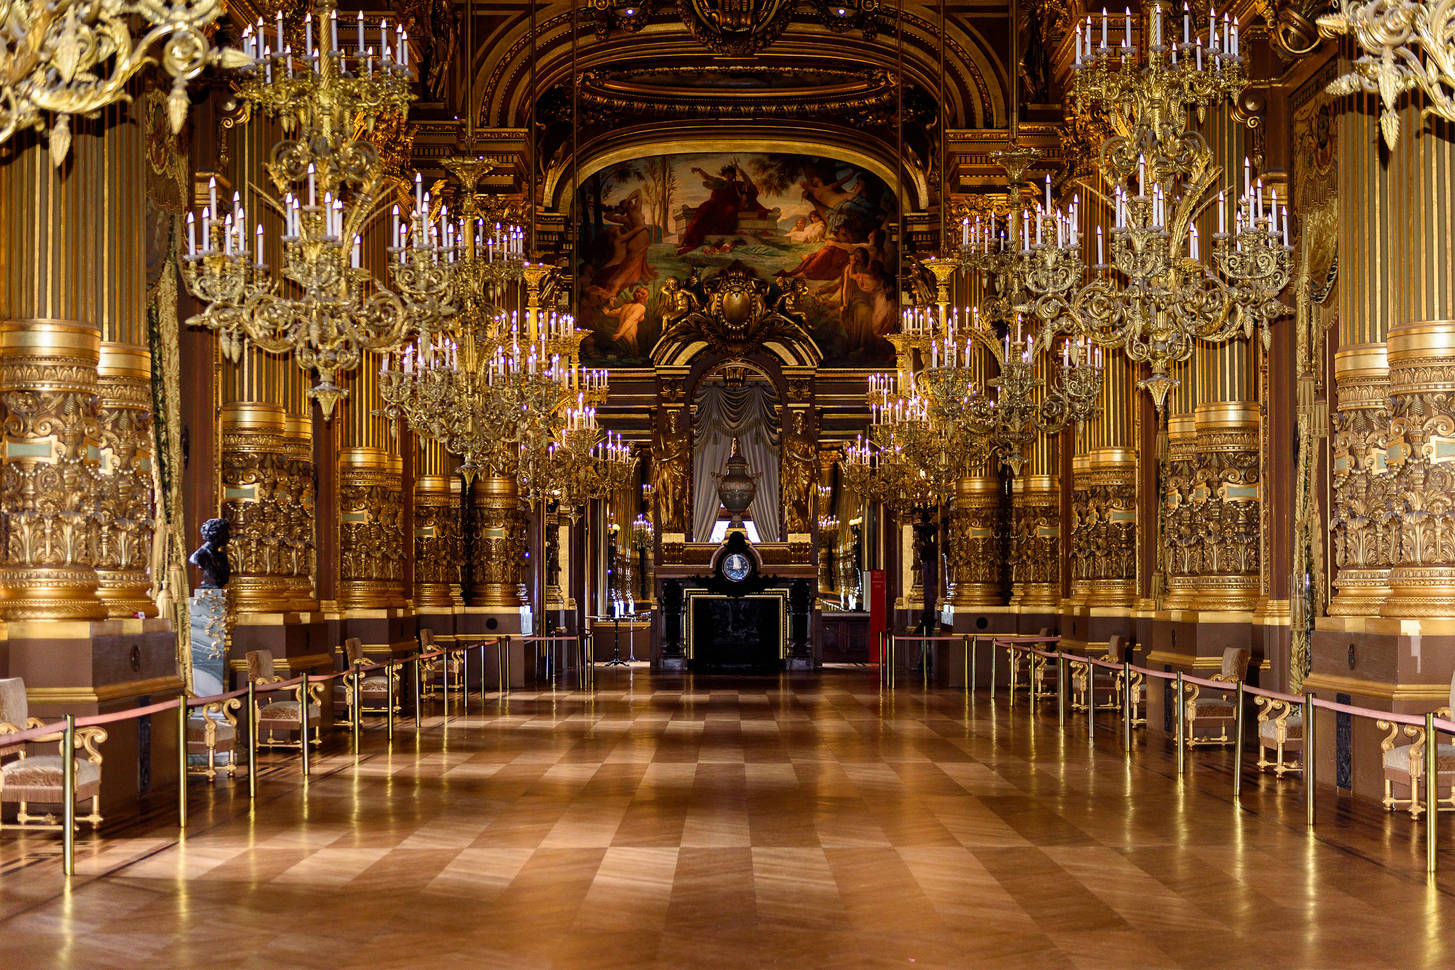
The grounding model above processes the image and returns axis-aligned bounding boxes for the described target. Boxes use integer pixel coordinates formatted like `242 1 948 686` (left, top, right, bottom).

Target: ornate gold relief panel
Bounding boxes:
414 474 462 608
338 447 406 610
1009 475 1059 607
0 322 108 620
468 475 526 609
1069 449 1136 605
220 403 315 613
948 476 1001 607
96 343 157 617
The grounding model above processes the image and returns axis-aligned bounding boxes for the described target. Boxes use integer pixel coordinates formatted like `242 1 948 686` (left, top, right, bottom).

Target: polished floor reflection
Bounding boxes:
1 668 1452 969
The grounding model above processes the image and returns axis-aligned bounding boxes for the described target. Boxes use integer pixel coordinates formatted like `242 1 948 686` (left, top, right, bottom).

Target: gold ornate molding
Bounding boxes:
338 447 407 611
0 321 107 620
467 474 526 609
1329 344 1394 614
220 403 316 613
948 475 1002 607
414 474 463 609
1009 474 1060 609
95 343 157 618
1069 448 1137 609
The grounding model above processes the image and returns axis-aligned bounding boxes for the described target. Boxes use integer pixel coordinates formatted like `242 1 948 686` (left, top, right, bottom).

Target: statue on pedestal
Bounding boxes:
188 517 231 589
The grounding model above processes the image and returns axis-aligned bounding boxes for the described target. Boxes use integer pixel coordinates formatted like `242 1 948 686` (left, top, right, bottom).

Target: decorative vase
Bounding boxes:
717 437 757 529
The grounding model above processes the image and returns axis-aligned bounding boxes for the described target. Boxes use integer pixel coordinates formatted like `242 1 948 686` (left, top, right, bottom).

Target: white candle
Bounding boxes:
1096 226 1104 264
330 10 338 52
1190 224 1199 259
1101 7 1108 47
186 213 196 256
1075 24 1083 66
1045 174 1052 210
1282 207 1289 247
1125 7 1132 47
1243 157 1251 196
1218 190 1226 234
255 224 264 266
305 13 313 54
381 18 390 61
357 10 365 54
1183 2 1191 45
1137 155 1145 196
276 11 284 50
1152 5 1160 45
962 217 970 248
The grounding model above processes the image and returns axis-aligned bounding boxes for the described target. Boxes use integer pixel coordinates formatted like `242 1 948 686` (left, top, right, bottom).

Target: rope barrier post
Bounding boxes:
1057 653 1066 728
990 639 996 702
1088 662 1095 741
177 700 188 831
386 661 395 743
62 714 75 876
1122 659 1133 753
246 681 257 800
1031 650 1040 709
1174 671 1186 775
413 655 423 731
1233 682 1245 801
1425 712 1438 874
922 635 928 691
462 647 470 711
1304 692 1316 828
970 635 977 693
299 678 311 782
351 670 362 752
481 642 488 699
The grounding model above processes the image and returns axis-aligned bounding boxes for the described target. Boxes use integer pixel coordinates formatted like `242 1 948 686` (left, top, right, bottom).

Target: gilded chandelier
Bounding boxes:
0 0 249 165
181 0 455 419
1005 1 1292 411
1318 0 1455 148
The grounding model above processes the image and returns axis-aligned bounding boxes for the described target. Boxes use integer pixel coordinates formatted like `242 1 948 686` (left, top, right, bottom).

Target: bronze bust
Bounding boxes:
189 518 232 589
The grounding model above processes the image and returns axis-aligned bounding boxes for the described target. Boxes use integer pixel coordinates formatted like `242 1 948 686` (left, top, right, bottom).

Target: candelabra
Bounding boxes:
1319 0 1455 148
181 0 460 419
0 0 250 165
1011 1 1293 411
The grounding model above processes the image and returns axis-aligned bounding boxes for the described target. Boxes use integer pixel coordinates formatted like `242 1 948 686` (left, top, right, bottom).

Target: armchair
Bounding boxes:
1070 635 1141 722
187 698 242 780
332 637 400 722
1183 647 1251 747
1378 672 1455 818
419 628 462 699
247 650 323 750
1255 696 1303 777
1009 627 1051 700
0 677 107 831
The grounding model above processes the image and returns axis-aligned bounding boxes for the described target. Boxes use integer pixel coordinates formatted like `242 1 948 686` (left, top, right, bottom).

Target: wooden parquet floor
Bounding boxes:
1 667 1453 969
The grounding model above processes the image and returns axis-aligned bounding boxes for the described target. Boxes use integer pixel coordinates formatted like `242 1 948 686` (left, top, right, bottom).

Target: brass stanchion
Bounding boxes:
246 681 257 800
1087 662 1096 741
990 640 997 702
969 635 977 693
386 662 395 742
1425 712 1438 874
1175 672 1186 775
462 647 470 712
922 635 928 691
1057 653 1066 727
299 678 311 782
1031 649 1040 708
1233 682 1245 800
1122 660 1133 752
177 701 188 830
414 656 423 731
480 642 488 698
351 671 362 752
62 715 76 876
1304 693 1316 827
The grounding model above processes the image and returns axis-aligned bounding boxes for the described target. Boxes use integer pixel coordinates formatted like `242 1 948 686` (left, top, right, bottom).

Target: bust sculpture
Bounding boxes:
188 517 232 589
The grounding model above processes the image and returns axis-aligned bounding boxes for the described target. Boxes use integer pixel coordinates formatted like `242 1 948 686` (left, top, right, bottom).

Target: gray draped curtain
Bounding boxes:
692 383 782 542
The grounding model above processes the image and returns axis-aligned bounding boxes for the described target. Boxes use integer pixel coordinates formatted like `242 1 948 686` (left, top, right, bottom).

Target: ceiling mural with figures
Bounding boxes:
576 152 898 367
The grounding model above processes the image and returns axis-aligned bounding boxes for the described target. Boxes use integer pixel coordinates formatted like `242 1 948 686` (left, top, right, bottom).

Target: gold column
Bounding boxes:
220 402 295 613
1377 104 1455 617
1382 322 1455 616
414 474 462 608
468 474 526 608
948 474 1001 607
280 414 317 611
1009 447 1060 609
95 342 156 617
1328 345 1391 613
337 447 406 610
1190 401 1261 611
1161 412 1200 610
1069 448 1138 608
0 322 105 620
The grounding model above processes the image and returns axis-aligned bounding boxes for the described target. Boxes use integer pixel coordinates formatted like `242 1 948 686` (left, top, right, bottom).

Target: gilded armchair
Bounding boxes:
333 637 400 721
0 677 108 831
187 698 242 780
1183 647 1251 747
247 650 323 750
1010 627 1053 700
1378 672 1455 818
419 628 462 699
1070 635 1142 723
1255 696 1303 777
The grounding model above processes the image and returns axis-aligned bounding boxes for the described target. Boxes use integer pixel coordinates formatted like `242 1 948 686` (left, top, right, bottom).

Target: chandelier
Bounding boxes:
1318 0 1455 148
0 0 249 165
181 0 458 419
1003 2 1292 411
379 263 609 489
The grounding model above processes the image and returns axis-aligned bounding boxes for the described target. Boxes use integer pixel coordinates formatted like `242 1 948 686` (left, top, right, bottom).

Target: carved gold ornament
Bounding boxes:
1318 0 1455 148
0 0 252 165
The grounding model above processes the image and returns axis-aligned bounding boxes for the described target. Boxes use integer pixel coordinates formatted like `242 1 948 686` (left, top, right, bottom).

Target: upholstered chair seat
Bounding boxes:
334 638 401 720
187 717 236 745
1183 648 1251 747
1258 713 1303 744
1378 672 1455 817
0 676 107 831
186 698 243 780
247 650 323 750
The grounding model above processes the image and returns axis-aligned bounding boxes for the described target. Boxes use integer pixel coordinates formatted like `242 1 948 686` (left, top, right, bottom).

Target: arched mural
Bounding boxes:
576 152 898 367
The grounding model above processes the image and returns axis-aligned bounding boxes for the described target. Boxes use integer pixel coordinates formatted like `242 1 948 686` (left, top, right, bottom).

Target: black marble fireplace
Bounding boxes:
684 589 787 671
